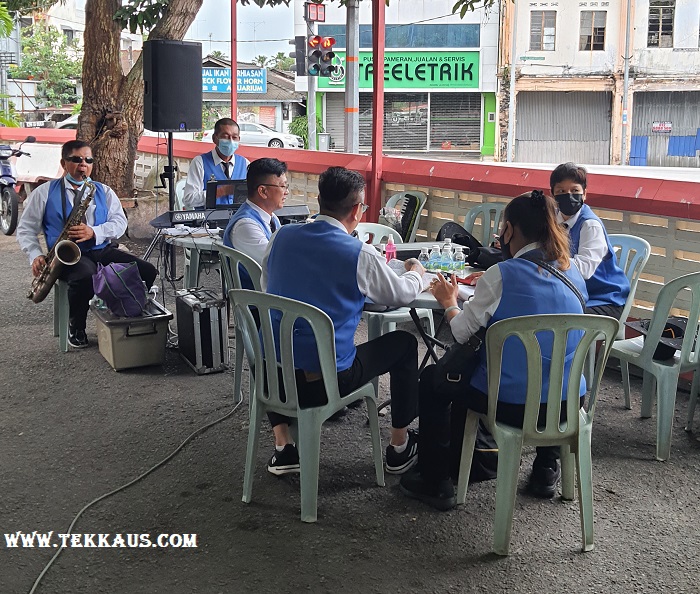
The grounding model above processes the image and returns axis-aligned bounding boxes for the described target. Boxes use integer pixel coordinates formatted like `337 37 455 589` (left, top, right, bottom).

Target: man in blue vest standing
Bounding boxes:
261 166 426 476
183 118 249 209
17 140 157 348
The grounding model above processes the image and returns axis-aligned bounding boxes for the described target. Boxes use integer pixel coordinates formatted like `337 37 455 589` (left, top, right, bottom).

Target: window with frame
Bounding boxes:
579 11 606 50
530 11 556 51
648 0 675 48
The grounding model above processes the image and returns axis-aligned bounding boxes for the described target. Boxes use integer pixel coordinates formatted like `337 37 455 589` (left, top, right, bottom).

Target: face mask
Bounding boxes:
555 193 584 217
66 173 89 187
217 139 238 157
498 225 512 260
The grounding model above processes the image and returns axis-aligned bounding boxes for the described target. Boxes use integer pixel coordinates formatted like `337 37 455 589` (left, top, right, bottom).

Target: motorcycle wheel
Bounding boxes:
1 186 20 236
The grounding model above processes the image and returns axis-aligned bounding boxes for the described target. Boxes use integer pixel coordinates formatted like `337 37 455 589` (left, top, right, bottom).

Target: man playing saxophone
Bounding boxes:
16 140 157 348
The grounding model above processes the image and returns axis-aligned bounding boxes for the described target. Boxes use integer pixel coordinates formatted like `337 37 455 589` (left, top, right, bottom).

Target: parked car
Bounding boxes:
56 114 79 129
201 122 304 149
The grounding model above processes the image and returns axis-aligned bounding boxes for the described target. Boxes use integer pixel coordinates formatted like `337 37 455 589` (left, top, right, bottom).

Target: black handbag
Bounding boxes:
433 326 487 391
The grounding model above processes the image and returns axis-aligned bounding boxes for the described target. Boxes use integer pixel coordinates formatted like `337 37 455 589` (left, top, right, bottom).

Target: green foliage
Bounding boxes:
272 51 294 71
252 55 272 68
114 0 170 34
0 3 14 37
209 50 227 60
0 97 21 127
288 113 324 150
9 23 82 107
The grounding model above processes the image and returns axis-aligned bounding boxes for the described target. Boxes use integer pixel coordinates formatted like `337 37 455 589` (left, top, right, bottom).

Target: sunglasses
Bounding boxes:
66 156 94 164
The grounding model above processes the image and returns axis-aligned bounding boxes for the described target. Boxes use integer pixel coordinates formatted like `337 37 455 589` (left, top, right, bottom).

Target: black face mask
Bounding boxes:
555 193 584 217
499 228 512 260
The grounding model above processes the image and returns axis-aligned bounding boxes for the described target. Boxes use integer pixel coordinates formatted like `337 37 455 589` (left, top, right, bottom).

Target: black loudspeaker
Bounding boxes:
143 40 202 132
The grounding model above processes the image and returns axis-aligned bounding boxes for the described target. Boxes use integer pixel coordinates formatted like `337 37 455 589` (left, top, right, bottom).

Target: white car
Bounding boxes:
201 122 304 149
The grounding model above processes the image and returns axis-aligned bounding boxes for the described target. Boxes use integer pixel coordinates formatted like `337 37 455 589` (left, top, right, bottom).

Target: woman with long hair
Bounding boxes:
400 190 589 510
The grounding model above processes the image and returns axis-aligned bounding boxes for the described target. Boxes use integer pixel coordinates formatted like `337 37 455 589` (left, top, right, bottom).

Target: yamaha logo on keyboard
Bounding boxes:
171 211 207 223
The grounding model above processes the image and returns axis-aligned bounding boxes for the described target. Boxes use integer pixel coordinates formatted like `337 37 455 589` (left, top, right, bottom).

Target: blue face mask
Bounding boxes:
66 173 89 187
217 139 238 157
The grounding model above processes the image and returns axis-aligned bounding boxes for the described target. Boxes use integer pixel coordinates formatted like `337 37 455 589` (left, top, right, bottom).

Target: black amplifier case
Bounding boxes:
176 289 228 374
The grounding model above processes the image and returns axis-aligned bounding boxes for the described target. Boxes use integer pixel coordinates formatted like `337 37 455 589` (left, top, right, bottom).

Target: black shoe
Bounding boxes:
399 467 456 511
527 461 561 498
267 444 300 476
68 328 89 349
385 429 418 475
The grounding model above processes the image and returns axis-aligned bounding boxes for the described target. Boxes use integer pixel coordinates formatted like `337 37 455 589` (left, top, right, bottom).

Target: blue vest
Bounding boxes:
470 254 588 405
569 204 629 308
43 178 109 251
201 151 247 206
222 202 274 290
265 220 365 372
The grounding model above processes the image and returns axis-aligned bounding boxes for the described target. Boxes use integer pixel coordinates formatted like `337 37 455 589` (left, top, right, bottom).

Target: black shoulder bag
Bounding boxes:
432 254 585 393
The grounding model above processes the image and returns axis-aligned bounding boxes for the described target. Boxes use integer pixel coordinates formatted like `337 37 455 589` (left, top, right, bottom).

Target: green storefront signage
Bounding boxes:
317 50 480 90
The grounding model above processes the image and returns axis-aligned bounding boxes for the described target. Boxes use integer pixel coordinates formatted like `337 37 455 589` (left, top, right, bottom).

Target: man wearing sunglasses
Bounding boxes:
17 140 157 348
260 166 426 477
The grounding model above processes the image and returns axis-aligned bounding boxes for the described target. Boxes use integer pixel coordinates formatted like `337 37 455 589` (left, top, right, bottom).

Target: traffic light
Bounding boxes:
307 35 336 77
289 35 306 76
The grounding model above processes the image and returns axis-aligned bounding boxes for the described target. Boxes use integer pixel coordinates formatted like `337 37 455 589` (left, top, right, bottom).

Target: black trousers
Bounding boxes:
59 244 158 330
586 303 624 320
417 365 582 484
267 330 419 430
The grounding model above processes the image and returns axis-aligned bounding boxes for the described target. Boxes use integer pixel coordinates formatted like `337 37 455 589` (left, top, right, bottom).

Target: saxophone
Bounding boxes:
27 177 97 304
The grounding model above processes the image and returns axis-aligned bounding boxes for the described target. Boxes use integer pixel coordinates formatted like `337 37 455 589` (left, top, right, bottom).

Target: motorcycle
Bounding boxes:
0 135 35 236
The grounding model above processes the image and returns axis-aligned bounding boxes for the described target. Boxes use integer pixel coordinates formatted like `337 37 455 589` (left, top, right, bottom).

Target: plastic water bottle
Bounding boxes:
417 247 430 269
453 246 466 278
442 237 453 251
441 247 453 274
428 244 441 271
385 236 397 263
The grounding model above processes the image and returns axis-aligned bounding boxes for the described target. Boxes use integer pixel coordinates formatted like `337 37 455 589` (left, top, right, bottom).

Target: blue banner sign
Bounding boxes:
202 68 267 94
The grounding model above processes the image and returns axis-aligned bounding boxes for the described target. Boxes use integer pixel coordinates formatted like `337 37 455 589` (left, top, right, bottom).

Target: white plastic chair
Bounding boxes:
584 234 651 389
609 271 700 460
457 314 618 555
231 289 385 523
355 222 435 345
219 244 263 404
384 191 427 242
355 222 402 246
464 203 506 247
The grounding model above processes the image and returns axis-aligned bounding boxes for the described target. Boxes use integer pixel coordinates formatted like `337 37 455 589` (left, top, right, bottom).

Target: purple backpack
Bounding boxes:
93 262 147 317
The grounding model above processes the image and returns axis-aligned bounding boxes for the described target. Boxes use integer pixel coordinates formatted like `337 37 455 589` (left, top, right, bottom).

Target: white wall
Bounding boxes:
634 0 700 75
516 0 622 77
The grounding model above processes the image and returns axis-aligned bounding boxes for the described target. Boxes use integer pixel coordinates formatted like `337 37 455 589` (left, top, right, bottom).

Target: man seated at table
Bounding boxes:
260 166 426 476
222 158 287 283
183 118 249 209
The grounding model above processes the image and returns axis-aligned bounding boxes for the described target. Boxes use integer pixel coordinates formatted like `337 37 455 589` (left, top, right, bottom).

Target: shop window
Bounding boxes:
648 0 675 48
579 11 606 51
530 11 556 51
62 27 74 44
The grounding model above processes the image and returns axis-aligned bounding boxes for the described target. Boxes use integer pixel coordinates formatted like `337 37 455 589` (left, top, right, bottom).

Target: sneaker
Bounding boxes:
68 328 89 349
267 444 300 476
385 429 418 475
527 461 561 498
399 467 456 511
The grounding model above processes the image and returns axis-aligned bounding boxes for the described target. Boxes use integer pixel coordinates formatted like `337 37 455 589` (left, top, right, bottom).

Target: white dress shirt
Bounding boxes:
183 149 250 209
229 200 280 265
558 207 608 280
448 242 540 344
16 177 127 265
261 215 424 306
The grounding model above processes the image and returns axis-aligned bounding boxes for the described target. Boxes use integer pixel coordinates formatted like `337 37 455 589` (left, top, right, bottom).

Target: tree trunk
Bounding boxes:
77 0 204 197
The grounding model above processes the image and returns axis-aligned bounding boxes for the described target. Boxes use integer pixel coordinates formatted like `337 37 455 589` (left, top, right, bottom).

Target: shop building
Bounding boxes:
293 0 499 157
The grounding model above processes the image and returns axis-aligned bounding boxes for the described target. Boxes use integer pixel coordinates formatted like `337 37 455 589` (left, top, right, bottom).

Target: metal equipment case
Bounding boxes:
176 288 228 374
92 299 173 371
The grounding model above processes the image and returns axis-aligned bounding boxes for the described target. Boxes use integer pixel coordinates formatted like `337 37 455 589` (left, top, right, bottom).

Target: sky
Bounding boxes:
185 0 295 63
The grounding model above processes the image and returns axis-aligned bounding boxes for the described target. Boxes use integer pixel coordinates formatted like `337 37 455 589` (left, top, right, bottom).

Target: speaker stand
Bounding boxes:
157 131 178 279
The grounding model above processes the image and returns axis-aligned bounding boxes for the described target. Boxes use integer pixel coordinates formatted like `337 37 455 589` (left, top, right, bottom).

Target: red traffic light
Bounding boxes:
308 35 322 49
321 36 335 49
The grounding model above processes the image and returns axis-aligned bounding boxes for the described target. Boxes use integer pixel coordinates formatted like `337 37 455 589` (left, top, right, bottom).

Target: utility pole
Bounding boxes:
344 0 360 153
620 0 632 166
505 0 518 163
